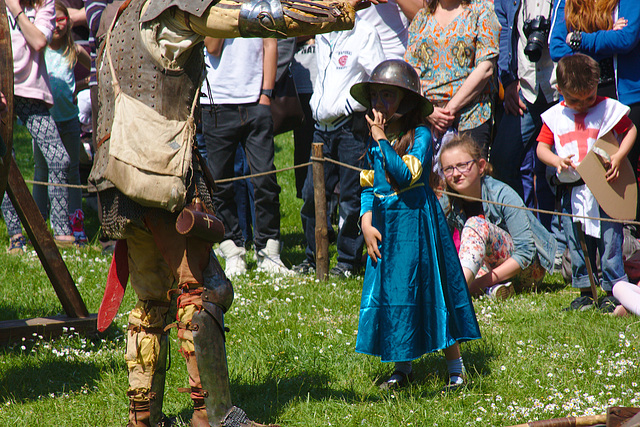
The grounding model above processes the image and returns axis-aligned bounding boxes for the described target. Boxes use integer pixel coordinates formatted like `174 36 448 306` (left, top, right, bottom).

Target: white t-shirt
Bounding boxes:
310 17 385 125
357 0 409 60
516 0 557 104
200 38 263 105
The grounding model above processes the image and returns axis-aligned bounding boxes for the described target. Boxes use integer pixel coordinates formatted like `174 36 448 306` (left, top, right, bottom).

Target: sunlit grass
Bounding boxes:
0 127 637 426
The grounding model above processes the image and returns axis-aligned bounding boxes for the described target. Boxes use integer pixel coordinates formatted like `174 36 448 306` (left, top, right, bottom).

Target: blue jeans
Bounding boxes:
492 94 556 224
300 122 365 266
561 191 627 291
2 97 71 237
201 103 279 251
34 118 83 216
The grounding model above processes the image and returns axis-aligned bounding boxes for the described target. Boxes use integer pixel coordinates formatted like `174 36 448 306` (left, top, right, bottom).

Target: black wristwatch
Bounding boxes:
260 88 274 99
569 31 582 51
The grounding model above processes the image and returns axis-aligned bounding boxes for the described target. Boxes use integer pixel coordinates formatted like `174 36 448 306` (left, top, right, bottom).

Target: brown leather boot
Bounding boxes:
127 399 151 427
190 405 209 427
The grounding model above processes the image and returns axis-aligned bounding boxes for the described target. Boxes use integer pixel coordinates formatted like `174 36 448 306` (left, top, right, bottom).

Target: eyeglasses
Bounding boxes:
55 16 68 24
442 159 476 177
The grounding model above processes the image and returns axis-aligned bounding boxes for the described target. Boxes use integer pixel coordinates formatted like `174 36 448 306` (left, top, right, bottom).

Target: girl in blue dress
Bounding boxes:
350 60 481 391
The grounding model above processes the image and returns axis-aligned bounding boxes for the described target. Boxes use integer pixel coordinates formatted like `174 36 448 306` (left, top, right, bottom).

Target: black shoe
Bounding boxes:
598 295 621 313
330 262 356 278
563 295 595 311
292 259 315 275
441 373 467 393
379 370 414 390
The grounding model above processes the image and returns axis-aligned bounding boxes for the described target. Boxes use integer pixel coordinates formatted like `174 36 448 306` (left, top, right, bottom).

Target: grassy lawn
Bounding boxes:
0 128 637 426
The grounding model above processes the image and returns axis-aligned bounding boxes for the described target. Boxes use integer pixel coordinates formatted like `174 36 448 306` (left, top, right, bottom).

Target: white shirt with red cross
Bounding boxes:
540 97 630 237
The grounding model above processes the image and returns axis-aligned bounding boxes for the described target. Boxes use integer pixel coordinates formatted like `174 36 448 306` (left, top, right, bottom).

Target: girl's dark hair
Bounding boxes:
424 0 471 14
384 100 427 191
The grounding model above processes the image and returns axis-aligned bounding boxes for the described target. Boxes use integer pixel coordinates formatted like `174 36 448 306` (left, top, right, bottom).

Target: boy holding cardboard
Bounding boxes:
537 53 637 312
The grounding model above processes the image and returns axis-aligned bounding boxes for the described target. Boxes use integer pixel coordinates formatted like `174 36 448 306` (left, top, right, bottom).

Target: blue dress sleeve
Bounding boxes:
377 126 431 188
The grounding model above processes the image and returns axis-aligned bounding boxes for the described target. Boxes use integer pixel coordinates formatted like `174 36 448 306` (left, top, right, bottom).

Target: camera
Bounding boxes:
523 16 551 62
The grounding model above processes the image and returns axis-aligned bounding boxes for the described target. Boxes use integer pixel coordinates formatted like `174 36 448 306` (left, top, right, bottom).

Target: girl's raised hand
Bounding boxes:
366 108 387 142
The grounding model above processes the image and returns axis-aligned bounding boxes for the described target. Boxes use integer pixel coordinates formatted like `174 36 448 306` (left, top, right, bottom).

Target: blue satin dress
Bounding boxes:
355 126 481 363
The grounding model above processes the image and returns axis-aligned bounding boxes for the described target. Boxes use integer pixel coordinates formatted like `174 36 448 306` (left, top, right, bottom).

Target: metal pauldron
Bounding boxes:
238 0 287 37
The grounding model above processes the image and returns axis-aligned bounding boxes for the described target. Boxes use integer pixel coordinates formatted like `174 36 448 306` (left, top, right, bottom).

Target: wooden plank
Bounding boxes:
0 0 14 198
0 314 98 344
6 158 89 318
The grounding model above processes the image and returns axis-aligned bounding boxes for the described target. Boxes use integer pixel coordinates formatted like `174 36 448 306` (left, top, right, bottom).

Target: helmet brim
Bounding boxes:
350 81 434 118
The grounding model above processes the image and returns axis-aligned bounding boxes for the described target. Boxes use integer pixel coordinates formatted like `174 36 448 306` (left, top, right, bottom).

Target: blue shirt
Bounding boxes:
549 0 640 106
45 48 78 122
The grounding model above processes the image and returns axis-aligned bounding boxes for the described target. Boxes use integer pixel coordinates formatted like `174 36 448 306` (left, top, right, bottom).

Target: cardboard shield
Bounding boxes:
576 133 637 220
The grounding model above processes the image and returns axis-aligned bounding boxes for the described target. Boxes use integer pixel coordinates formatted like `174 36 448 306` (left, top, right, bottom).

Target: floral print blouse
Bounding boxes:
404 0 500 131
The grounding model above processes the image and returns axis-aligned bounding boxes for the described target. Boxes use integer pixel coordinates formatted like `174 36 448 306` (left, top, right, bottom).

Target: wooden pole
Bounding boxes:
576 222 600 303
0 0 14 199
312 143 329 280
508 414 607 426
7 158 89 318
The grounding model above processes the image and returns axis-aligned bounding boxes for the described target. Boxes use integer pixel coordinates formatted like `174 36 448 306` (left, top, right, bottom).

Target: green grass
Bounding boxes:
0 129 638 426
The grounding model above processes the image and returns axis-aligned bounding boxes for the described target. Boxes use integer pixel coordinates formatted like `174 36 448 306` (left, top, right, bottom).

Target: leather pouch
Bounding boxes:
175 200 225 243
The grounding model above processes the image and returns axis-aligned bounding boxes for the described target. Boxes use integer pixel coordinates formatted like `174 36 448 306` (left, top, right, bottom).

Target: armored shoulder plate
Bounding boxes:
141 0 220 22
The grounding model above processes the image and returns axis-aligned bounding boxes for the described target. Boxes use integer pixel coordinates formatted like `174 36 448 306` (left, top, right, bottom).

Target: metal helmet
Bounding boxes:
350 59 433 117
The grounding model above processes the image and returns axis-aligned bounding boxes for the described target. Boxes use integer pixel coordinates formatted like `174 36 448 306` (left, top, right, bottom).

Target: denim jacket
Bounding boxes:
439 176 557 273
494 0 521 89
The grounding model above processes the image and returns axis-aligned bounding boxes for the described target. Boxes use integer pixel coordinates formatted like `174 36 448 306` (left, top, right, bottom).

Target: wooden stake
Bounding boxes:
312 143 328 280
576 222 600 303
7 158 89 318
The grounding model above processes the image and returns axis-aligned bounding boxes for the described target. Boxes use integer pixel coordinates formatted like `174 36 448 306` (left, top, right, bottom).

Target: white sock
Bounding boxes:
446 357 464 380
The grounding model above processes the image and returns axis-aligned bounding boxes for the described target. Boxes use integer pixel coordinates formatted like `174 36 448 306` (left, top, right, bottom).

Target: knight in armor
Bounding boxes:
88 0 374 425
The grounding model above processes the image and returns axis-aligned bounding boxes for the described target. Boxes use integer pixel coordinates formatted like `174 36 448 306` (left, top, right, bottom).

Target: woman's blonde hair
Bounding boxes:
565 0 619 32
53 1 78 69
437 134 492 216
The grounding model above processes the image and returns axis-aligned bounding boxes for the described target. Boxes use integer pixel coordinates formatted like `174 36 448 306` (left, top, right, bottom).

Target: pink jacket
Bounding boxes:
9 0 55 105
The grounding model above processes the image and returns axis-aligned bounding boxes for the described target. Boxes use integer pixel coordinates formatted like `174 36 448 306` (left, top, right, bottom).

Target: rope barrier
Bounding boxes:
25 180 88 189
19 155 640 227
311 156 640 227
214 161 311 184
310 156 364 172
436 188 640 227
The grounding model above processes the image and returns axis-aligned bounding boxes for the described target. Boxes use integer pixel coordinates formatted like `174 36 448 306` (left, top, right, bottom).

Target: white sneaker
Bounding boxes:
218 240 247 277
256 239 293 275
486 282 515 300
